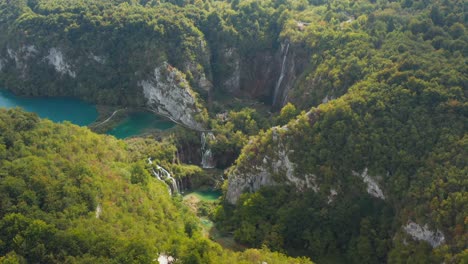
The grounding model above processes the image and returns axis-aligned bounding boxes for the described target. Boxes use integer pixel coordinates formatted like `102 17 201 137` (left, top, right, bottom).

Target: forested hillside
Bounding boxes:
0 0 466 263
216 0 467 263
0 108 312 263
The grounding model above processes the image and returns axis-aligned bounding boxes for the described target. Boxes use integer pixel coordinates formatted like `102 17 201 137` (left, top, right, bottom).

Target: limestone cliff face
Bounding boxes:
226 111 385 205
403 221 445 248
225 109 449 251
45 48 76 78
226 126 319 204
226 112 322 204
0 42 209 128
141 62 204 130
213 43 309 106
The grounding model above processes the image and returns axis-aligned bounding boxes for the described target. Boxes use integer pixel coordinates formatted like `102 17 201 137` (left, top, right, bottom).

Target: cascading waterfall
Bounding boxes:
157 165 179 194
147 158 178 195
272 42 290 107
201 132 216 168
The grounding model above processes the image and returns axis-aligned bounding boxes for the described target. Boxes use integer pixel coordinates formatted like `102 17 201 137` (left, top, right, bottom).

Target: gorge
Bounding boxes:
0 0 466 263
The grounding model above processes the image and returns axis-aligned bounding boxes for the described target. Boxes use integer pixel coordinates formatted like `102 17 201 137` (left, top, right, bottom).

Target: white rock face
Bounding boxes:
90 53 105 64
226 164 277 204
226 127 319 204
6 45 38 73
7 48 16 61
24 45 38 55
141 62 203 130
322 94 335 104
403 221 445 248
157 254 174 264
95 204 102 219
353 168 385 200
327 188 338 204
46 48 76 78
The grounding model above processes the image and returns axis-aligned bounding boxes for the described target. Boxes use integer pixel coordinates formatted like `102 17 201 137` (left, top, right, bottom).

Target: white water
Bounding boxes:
201 132 216 168
272 43 290 107
147 158 178 195
157 165 179 194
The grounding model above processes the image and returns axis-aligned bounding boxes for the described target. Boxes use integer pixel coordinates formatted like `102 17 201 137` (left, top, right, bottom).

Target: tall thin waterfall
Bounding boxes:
201 132 216 168
273 42 290 107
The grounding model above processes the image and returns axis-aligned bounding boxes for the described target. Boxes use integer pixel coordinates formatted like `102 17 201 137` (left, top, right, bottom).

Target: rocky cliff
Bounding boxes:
213 41 311 108
226 111 386 204
0 40 209 128
141 63 205 130
224 83 465 255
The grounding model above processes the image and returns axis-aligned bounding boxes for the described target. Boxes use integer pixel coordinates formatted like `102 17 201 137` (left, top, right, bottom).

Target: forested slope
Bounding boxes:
216 0 467 263
0 108 312 264
221 65 467 262
0 0 466 263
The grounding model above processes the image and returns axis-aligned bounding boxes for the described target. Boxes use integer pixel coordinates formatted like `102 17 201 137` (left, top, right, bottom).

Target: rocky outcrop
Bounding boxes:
353 168 385 200
95 204 102 219
141 62 204 130
403 221 445 248
5 45 38 77
226 111 387 204
0 30 213 112
226 126 319 204
214 43 307 105
46 48 76 78
89 53 106 64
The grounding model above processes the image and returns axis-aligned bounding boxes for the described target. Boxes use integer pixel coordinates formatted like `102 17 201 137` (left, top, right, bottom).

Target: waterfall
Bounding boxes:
201 132 216 168
147 158 178 195
272 42 290 107
157 165 179 194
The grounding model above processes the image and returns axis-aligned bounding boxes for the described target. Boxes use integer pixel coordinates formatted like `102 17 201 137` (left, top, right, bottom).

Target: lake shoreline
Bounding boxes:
0 89 177 139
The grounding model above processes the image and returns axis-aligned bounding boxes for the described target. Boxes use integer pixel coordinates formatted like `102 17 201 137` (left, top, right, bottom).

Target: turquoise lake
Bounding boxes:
107 111 175 139
0 90 98 126
0 89 175 138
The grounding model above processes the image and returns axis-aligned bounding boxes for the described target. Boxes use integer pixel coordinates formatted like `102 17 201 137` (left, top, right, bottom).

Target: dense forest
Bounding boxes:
0 0 466 263
0 108 313 263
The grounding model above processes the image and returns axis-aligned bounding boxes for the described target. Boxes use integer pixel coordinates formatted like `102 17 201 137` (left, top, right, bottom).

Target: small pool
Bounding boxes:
184 190 222 202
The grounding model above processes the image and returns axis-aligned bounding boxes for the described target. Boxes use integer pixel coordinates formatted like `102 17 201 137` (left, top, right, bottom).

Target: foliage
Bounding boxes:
0 108 312 263
219 0 467 261
209 107 271 168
